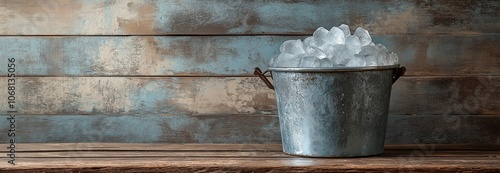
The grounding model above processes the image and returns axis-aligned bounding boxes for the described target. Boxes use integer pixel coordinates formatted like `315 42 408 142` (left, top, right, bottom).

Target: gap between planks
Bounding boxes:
3 75 500 78
0 33 496 37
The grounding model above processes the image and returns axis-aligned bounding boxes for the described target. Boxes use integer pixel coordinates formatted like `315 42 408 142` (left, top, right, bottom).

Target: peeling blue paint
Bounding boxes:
0 114 282 143
130 80 175 114
0 115 163 143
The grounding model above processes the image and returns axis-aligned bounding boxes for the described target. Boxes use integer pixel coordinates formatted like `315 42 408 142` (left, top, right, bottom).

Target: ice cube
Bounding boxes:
330 44 353 65
323 27 345 45
280 39 305 55
345 54 367 67
323 44 335 59
319 58 334 67
365 56 378 66
388 52 399 65
376 44 388 52
338 24 351 37
303 36 314 48
312 27 329 48
374 44 391 65
358 45 381 66
313 27 329 38
274 53 301 67
294 53 306 60
345 35 361 56
354 27 372 47
359 45 379 57
305 46 327 59
268 57 274 67
299 56 321 67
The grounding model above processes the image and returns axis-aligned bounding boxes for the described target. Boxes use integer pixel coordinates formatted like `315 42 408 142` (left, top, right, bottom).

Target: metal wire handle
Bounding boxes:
393 66 406 84
253 67 274 90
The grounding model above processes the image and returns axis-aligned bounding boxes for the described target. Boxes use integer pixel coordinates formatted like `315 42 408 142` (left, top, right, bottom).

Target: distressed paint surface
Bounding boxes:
386 114 500 144
374 34 500 76
0 0 498 144
0 77 277 115
0 35 499 76
0 36 283 76
0 0 498 35
0 114 280 143
0 76 498 115
0 114 497 144
389 76 500 115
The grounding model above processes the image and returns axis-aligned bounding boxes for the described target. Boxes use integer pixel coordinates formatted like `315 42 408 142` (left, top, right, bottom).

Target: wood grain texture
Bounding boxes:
0 35 499 76
390 76 500 115
0 36 283 76
0 144 499 172
0 114 498 144
0 77 277 115
0 0 498 35
4 143 500 152
2 144 500 158
0 76 498 115
379 34 500 76
387 114 500 144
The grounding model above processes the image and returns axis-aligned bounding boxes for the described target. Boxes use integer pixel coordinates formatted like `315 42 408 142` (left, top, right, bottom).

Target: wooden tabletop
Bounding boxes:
1 143 499 172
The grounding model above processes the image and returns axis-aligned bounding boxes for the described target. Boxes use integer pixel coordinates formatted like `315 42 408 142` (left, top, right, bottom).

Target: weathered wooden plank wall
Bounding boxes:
0 0 499 144
0 0 498 35
0 77 499 115
0 35 499 76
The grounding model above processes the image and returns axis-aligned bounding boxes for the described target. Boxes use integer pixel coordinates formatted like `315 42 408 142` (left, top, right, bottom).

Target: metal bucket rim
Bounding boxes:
268 64 400 72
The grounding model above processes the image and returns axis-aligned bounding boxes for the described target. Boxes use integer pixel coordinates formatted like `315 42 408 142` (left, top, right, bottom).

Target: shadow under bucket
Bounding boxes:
255 65 406 157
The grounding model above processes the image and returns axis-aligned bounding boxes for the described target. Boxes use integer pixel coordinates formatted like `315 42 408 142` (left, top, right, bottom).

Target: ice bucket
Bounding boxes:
254 65 405 157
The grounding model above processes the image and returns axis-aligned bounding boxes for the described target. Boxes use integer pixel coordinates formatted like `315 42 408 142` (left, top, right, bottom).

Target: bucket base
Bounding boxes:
283 151 384 158
283 148 385 158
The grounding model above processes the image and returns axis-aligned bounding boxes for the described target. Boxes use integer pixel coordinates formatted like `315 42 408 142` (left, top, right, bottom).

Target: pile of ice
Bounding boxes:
269 24 398 68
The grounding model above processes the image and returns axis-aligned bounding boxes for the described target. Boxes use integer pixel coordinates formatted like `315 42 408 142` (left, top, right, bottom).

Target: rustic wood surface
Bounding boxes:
0 114 498 144
0 144 499 172
0 35 499 76
0 0 498 35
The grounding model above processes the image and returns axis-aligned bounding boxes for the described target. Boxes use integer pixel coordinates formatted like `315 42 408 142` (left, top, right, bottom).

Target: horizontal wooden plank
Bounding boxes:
385 144 500 150
0 114 280 143
0 0 498 35
12 151 290 158
1 143 499 173
0 77 277 115
390 76 500 115
6 143 284 152
0 114 498 144
0 144 498 158
0 35 499 76
2 158 500 173
0 36 281 76
4 143 499 152
378 34 500 76
0 76 498 115
387 114 500 144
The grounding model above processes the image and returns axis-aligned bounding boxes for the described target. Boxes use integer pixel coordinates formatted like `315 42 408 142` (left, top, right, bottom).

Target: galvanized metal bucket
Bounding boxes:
254 65 406 157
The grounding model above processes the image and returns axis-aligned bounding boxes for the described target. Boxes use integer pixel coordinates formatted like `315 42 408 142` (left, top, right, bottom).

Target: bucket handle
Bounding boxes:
392 66 406 84
254 67 275 90
254 66 406 90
